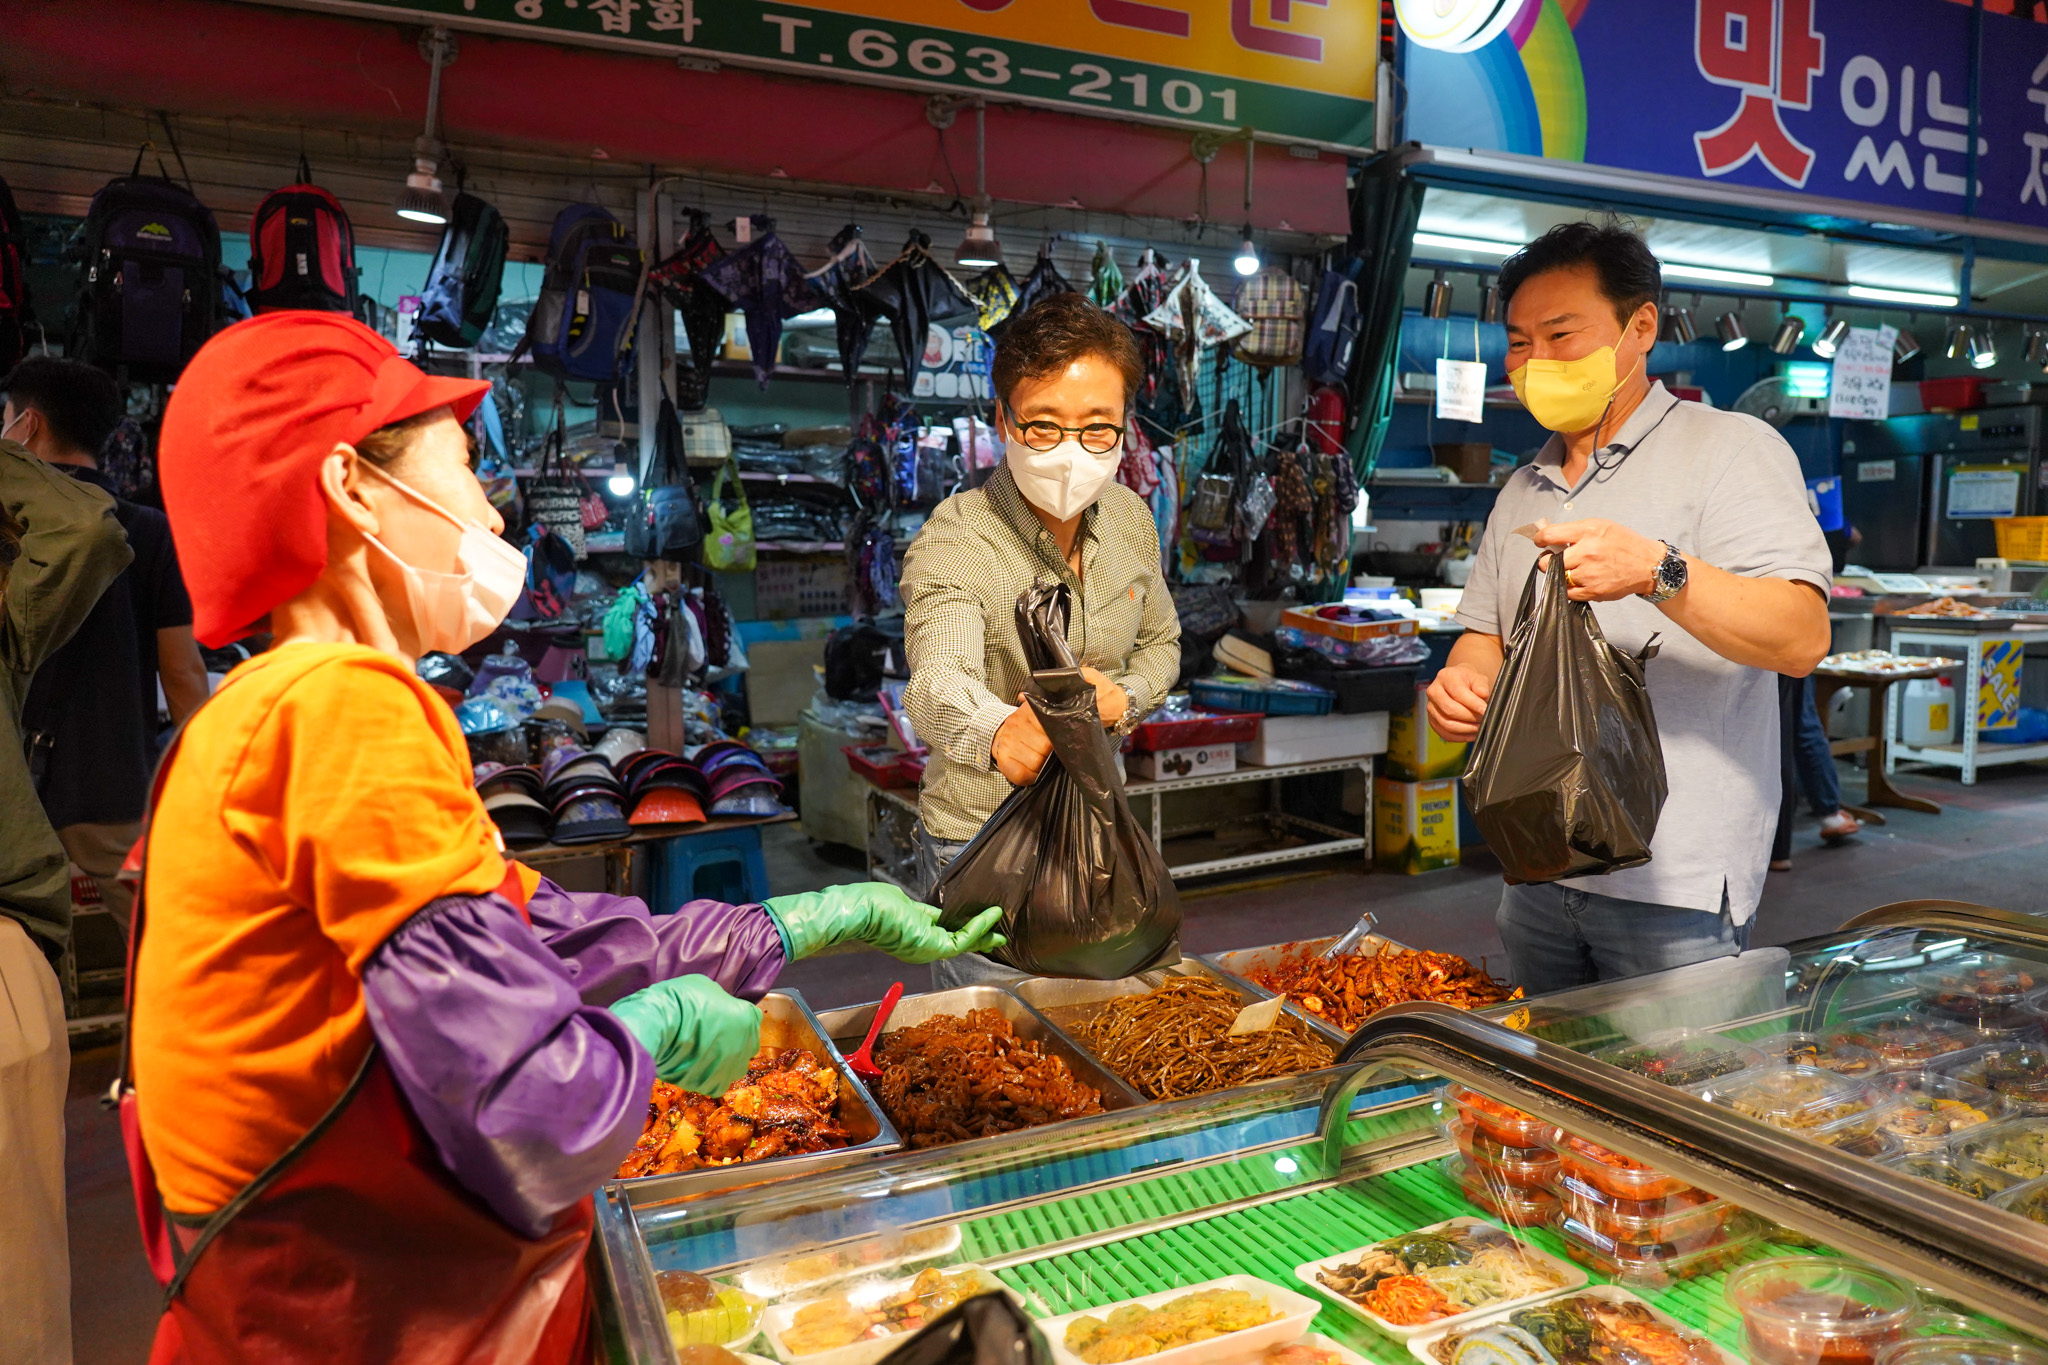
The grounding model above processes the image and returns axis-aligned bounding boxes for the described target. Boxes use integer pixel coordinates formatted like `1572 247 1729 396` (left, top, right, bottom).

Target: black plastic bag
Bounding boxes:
932 582 1181 978
878 1293 1051 1365
1462 553 1666 883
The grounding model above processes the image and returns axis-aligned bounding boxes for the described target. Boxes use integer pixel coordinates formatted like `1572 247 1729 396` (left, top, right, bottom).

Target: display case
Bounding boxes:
592 904 2048 1365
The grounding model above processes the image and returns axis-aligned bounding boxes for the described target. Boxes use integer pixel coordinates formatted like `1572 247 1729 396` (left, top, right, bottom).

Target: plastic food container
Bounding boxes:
1810 1102 1908 1160
1696 1065 1878 1133
1936 1040 2048 1115
1829 1012 1981 1070
763 1266 1010 1365
1724 1257 1919 1365
1753 1031 1889 1080
1912 955 2045 1033
1555 1209 1762 1289
1989 1175 2048 1226
1868 1073 2006 1151
1549 1133 1695 1202
1294 1217 1587 1341
1035 1275 1321 1365
1445 1085 1554 1150
1444 1156 1559 1225
1594 1029 1763 1089
1879 1340 2048 1365
1881 1150 2022 1201
1551 1168 1733 1247
1951 1118 2048 1184
1446 1119 1558 1191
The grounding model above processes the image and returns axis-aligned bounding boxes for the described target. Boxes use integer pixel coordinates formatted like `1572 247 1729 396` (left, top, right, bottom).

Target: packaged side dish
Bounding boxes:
1445 1156 1560 1226
1881 1151 2021 1201
1550 1170 1734 1247
1547 1134 1695 1202
1752 1032 1888 1080
1035 1275 1320 1365
1988 1174 2048 1227
1295 1217 1586 1340
1447 1119 1559 1192
1725 1258 1917 1365
1911 955 2044 1033
1446 1085 1555 1150
1935 1042 2048 1115
1879 1339 2048 1365
1868 1073 2005 1151
1828 1013 1980 1071
1593 1030 1762 1089
1694 1066 1877 1133
1951 1119 2048 1184
765 1267 1007 1365
1555 1210 1761 1289
1412 1286 1739 1365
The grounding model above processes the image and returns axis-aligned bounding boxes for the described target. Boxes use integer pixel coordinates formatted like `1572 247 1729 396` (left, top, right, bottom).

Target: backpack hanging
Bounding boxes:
0 173 35 371
69 144 224 382
523 406 589 558
519 203 642 382
624 396 704 561
1302 261 1364 387
1231 266 1306 368
247 155 359 314
701 459 756 572
416 190 509 350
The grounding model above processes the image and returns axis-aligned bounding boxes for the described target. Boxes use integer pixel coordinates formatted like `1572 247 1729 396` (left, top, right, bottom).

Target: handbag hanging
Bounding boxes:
701 458 757 572
524 405 588 558
625 396 705 561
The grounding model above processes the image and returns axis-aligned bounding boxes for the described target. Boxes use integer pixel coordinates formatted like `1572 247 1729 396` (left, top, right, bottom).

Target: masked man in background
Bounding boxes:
902 292 1181 989
1426 221 1832 994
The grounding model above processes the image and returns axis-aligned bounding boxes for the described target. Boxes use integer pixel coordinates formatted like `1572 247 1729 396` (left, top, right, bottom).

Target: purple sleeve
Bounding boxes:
362 892 655 1239
521 875 786 1007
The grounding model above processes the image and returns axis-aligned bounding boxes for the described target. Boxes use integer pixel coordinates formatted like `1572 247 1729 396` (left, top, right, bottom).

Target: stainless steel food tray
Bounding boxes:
815 985 1149 1139
1203 933 1423 1041
604 988 901 1204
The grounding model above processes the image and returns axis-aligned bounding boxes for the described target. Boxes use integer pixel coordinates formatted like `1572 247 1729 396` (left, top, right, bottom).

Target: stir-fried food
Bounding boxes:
1063 1288 1279 1364
1245 945 1521 1033
1067 977 1334 1100
873 1009 1103 1148
616 1048 849 1179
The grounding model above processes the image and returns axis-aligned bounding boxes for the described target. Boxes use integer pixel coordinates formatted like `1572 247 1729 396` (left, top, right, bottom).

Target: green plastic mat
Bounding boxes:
972 1159 1825 1365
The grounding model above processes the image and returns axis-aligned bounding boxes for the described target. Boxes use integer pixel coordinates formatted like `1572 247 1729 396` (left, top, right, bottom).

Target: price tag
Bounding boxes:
1828 325 1897 421
1436 358 1486 423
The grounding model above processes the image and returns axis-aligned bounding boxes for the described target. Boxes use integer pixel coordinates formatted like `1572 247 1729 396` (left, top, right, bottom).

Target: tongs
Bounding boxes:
1320 912 1378 960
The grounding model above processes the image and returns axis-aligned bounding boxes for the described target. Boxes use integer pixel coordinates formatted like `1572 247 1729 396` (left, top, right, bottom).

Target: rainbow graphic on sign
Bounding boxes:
1401 0 1590 161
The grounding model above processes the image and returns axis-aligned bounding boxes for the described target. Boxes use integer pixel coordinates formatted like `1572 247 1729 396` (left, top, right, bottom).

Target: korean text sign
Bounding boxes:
281 0 1376 149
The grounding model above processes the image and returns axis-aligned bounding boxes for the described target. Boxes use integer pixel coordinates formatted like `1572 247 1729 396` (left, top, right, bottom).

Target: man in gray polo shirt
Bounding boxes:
1426 221 1832 994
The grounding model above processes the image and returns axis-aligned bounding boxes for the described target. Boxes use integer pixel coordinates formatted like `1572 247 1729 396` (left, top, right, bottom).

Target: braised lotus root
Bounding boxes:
872 1008 1104 1148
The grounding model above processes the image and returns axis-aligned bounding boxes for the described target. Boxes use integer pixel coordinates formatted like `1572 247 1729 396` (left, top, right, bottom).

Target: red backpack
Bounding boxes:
246 156 357 314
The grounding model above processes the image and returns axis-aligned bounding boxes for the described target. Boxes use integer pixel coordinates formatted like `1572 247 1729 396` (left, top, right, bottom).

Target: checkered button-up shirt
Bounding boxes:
901 465 1182 842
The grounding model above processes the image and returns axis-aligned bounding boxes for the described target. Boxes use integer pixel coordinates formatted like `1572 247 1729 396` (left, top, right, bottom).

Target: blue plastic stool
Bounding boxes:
647 825 770 911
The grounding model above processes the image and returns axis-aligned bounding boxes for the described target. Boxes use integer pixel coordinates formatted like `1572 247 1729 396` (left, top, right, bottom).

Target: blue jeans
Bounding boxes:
1791 676 1842 813
1496 881 1751 997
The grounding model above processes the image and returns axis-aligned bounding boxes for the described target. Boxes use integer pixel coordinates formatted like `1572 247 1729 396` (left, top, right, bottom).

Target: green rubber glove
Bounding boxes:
609 974 762 1095
763 883 1008 964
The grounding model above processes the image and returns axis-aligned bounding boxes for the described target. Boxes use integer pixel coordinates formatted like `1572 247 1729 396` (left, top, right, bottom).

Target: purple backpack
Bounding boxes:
69 153 223 381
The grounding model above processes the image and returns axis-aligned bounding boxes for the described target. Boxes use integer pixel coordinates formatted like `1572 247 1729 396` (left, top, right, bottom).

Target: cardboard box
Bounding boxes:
1128 743 1235 781
1237 712 1389 766
1375 776 1460 874
1433 442 1492 483
1280 605 1421 646
1384 685 1468 780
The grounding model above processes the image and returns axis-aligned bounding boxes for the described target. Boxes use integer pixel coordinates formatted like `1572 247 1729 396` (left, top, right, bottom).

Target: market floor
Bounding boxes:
62 759 2047 1362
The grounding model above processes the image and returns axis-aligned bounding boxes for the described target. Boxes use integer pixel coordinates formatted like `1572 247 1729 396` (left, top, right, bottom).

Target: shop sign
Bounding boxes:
1400 0 2048 232
264 0 1375 149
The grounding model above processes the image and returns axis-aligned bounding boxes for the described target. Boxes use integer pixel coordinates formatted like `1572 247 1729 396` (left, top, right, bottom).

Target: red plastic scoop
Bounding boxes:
845 981 904 1081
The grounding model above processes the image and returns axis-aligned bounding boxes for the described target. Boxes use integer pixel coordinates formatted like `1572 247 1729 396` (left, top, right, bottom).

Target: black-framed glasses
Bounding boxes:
1005 403 1126 455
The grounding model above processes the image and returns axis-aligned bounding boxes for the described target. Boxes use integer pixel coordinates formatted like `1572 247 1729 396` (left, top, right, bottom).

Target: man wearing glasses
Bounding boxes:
901 292 1181 987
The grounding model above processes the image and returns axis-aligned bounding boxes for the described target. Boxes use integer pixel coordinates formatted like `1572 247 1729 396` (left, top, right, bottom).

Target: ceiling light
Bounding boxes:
1414 231 1520 256
1666 303 1696 344
1233 227 1260 277
1970 325 1999 370
1717 310 1749 351
956 98 1004 270
1946 319 1973 360
2027 328 2048 367
608 461 635 498
1847 284 1959 307
1661 262 1775 287
396 28 454 226
1770 307 1805 355
1425 270 1453 320
1479 277 1502 324
1893 325 1922 364
1812 315 1851 359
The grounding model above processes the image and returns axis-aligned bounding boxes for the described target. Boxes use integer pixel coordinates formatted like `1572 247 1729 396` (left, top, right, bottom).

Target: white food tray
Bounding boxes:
762 1264 1011 1365
738 1226 965 1299
1402 1285 1743 1365
1035 1274 1322 1365
1291 1333 1373 1365
1293 1217 1587 1341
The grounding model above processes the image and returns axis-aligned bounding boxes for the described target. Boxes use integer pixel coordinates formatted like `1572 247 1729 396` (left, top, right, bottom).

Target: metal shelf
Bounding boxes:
1126 757 1373 880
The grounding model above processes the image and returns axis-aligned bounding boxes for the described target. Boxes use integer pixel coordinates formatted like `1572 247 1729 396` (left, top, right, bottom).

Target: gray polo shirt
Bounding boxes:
1455 382 1830 923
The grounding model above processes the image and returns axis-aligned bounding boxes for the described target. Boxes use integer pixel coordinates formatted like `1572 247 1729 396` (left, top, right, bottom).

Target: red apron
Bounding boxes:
117 724 596 1365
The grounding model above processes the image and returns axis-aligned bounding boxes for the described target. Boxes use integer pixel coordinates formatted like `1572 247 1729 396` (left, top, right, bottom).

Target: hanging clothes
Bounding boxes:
1143 258 1253 400
992 242 1075 337
697 215 823 390
1089 241 1124 309
1112 250 1194 444
647 215 727 409
855 232 979 374
966 262 1020 332
803 224 881 387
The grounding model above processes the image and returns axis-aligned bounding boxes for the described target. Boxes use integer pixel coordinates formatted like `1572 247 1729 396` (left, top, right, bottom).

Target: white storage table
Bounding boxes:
1887 619 2048 784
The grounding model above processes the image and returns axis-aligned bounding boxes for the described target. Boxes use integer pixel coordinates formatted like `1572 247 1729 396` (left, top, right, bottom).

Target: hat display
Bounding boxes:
549 793 631 844
629 788 707 827
627 756 709 802
594 727 647 767
709 765 783 802
481 790 552 847
158 313 492 647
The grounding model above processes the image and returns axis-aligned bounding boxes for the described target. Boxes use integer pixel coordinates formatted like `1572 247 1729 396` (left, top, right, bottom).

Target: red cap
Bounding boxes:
159 312 492 646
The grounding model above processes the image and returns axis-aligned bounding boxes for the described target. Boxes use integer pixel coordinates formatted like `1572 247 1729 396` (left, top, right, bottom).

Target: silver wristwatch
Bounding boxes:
1111 683 1144 736
1644 541 1688 604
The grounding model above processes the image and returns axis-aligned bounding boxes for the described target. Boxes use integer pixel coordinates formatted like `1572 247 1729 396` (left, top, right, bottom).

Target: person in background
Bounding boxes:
1426 220 1832 994
901 292 1181 988
1772 514 1861 868
0 399 132 1365
4 357 206 940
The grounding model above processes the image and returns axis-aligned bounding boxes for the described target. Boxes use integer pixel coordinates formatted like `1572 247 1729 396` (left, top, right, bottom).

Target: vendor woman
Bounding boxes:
132 312 1002 1364
900 293 1181 988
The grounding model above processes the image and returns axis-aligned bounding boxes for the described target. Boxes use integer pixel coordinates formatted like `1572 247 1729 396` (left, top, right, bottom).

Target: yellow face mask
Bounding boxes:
1509 344 1643 434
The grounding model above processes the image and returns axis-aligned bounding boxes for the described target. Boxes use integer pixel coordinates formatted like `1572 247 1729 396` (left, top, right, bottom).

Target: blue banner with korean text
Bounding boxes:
1402 0 2048 231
